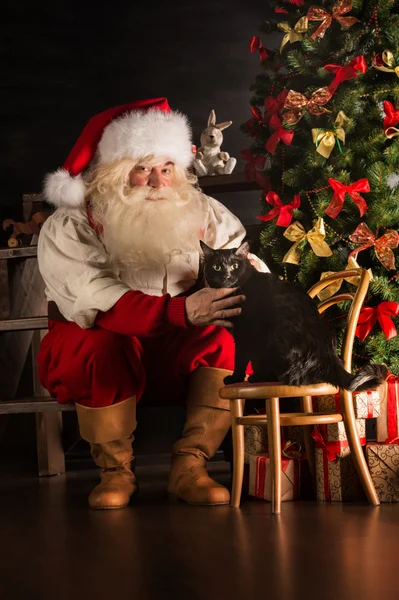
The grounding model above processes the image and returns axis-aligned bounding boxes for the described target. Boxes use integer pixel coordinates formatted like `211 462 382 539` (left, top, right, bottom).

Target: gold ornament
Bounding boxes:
311 111 349 158
307 0 359 40
283 218 332 265
283 87 332 125
372 50 399 77
278 17 309 53
317 256 373 301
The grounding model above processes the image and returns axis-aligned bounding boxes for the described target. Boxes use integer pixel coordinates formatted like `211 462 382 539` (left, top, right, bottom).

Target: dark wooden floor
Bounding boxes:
1 457 398 600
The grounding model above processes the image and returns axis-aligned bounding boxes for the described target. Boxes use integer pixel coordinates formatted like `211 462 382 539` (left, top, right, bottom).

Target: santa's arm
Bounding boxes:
38 209 188 335
204 196 270 273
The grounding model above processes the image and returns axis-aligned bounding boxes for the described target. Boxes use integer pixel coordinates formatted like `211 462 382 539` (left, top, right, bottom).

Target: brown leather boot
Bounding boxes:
75 396 138 510
167 367 232 505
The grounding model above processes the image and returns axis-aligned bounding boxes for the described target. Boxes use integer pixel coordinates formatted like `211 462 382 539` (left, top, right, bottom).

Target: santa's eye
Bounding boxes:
212 265 222 271
231 263 239 270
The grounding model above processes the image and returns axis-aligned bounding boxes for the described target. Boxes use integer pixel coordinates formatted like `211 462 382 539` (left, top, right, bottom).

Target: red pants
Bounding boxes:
37 321 235 408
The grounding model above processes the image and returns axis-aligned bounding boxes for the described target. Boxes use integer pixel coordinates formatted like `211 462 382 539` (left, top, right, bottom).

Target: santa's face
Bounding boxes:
89 157 207 272
128 160 175 191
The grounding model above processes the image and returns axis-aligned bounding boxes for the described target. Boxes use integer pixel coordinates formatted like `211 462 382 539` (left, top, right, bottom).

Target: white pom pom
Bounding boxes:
44 169 86 208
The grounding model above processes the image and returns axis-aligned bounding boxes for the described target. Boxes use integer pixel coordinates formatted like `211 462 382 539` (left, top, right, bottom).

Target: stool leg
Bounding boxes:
301 395 316 481
266 397 281 514
341 389 380 506
231 399 245 508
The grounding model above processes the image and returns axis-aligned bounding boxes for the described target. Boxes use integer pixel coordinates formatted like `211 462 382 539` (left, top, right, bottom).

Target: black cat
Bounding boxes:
200 240 388 391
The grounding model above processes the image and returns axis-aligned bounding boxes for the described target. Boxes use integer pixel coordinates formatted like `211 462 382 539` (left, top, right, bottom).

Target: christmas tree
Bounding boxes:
242 0 399 375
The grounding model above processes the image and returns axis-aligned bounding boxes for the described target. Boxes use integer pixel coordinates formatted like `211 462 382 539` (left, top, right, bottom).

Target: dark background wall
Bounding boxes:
1 0 276 229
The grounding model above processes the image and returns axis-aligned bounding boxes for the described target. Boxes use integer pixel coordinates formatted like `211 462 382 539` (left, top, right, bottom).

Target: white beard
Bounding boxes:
90 183 207 278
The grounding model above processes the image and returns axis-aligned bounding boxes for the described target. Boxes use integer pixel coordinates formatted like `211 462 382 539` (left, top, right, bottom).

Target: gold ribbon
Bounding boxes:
283 217 332 265
317 257 373 301
372 50 399 77
283 87 332 125
278 17 309 53
282 440 302 459
311 112 349 158
386 127 399 139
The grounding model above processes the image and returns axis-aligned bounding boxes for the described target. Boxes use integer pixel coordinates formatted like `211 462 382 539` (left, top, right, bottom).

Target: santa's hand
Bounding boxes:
185 287 245 328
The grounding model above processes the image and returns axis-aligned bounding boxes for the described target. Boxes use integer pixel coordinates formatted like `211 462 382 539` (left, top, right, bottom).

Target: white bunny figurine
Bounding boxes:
193 109 237 177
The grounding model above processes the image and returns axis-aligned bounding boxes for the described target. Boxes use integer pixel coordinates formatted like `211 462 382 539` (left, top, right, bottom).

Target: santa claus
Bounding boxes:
37 97 268 509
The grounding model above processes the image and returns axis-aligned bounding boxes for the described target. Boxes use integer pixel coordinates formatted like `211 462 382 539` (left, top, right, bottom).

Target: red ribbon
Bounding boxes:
244 106 265 137
325 55 367 93
250 36 271 62
265 114 295 155
257 191 300 227
355 302 399 341
240 149 269 191
264 89 289 121
326 177 370 218
275 6 289 12
386 374 399 442
311 427 337 461
383 100 399 130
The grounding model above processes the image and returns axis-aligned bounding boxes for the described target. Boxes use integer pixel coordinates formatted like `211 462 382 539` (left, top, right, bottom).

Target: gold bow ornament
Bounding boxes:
283 218 332 265
307 0 359 40
283 87 332 125
277 17 309 53
311 111 350 158
372 50 399 77
317 256 373 301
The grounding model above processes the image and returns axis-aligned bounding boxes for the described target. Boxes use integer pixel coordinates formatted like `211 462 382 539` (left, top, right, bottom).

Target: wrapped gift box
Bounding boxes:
366 443 399 502
315 446 365 502
314 420 366 458
315 389 381 420
376 375 398 442
248 453 302 502
244 423 307 463
244 425 268 464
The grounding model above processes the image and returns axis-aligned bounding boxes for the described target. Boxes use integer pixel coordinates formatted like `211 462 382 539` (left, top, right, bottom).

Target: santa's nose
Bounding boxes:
149 171 165 188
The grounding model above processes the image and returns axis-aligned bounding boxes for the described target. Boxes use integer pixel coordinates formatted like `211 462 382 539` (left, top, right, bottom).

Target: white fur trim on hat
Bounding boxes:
44 169 86 208
98 109 193 168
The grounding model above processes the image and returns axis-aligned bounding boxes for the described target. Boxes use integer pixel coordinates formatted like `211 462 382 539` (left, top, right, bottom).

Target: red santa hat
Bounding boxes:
44 97 193 208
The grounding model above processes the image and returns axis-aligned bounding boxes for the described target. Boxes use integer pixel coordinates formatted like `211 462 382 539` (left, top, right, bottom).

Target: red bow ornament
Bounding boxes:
356 302 399 341
257 191 300 227
265 114 295 155
325 56 367 94
244 106 266 137
240 149 269 190
383 100 399 139
307 0 359 40
326 178 370 219
264 89 289 122
250 36 271 62
349 223 399 271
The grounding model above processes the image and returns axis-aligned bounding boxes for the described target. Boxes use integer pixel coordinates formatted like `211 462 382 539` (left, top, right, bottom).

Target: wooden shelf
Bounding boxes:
198 172 260 194
0 246 37 259
0 316 48 332
0 397 75 414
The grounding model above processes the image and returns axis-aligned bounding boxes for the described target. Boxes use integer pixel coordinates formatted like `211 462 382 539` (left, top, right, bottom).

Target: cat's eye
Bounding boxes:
212 265 222 271
231 263 239 270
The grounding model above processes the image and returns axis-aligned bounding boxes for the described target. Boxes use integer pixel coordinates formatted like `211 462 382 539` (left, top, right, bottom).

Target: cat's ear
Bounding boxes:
199 240 213 256
235 240 251 258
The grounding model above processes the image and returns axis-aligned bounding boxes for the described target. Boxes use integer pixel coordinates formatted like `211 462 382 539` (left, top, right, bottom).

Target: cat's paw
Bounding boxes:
247 374 264 383
224 374 245 385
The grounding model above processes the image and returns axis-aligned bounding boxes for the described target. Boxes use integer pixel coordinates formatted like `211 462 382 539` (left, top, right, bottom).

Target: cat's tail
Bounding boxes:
333 362 388 392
